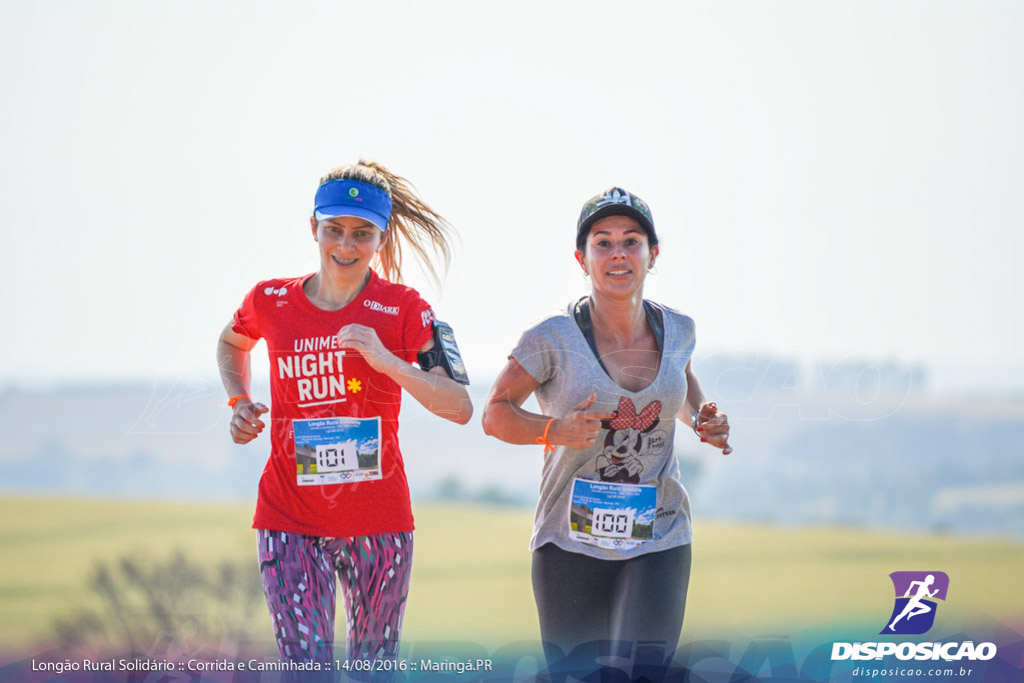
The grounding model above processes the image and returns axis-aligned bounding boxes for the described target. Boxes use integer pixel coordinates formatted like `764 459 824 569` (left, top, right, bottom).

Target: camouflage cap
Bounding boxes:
576 187 657 249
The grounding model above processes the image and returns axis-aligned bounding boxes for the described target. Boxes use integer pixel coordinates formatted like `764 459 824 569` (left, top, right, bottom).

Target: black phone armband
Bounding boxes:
417 321 470 385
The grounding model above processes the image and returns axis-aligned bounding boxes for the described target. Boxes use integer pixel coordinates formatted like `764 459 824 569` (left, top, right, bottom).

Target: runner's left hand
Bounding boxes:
336 324 397 373
695 402 732 455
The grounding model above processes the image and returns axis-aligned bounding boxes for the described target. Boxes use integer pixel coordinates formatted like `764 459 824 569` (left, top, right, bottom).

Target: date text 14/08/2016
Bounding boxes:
340 659 495 674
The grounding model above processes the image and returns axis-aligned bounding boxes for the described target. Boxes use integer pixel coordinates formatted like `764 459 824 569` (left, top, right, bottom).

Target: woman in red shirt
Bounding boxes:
217 160 471 672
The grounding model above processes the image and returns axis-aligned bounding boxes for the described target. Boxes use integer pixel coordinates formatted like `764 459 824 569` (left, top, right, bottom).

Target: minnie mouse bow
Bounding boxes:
609 397 661 431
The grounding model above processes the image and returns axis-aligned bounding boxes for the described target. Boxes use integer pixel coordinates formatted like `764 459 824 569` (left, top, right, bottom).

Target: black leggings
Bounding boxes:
532 543 691 669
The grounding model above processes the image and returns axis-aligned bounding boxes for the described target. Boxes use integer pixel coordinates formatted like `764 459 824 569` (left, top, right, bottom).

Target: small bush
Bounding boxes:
53 549 266 655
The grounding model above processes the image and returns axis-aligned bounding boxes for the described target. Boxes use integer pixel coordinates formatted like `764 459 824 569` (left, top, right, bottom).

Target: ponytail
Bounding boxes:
316 160 454 286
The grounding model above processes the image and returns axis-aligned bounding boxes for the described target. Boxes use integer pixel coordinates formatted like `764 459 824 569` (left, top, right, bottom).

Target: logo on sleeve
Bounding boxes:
881 571 949 635
421 308 435 328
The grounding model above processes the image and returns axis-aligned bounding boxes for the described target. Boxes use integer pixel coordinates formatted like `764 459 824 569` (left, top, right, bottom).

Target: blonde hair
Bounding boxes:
316 160 454 285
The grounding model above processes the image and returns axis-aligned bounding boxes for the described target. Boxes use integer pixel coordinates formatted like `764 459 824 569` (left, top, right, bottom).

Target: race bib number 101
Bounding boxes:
292 416 382 486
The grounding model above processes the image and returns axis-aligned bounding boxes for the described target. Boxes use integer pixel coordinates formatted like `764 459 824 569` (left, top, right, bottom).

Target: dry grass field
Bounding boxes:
1 496 1021 657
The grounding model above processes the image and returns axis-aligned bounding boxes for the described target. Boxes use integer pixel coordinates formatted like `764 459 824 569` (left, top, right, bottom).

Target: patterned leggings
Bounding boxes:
257 529 414 664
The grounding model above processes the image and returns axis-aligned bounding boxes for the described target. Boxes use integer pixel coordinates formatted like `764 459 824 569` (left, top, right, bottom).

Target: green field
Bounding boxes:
1 496 1022 656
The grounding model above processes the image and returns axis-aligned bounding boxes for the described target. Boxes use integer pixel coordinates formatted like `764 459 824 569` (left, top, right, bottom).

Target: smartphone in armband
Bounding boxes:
417 321 470 385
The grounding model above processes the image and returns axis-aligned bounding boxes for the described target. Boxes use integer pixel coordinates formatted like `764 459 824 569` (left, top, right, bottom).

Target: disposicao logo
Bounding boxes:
881 571 949 635
831 570 997 663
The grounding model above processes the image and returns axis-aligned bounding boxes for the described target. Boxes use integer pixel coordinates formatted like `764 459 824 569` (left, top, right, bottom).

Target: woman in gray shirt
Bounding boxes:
481 186 732 675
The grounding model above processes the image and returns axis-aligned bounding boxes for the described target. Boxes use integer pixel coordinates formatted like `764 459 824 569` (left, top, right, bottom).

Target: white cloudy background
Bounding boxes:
2 1 1021 393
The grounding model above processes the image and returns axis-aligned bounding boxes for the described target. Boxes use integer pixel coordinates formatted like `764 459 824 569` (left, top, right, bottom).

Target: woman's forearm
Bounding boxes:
217 337 252 399
382 359 473 425
678 361 707 424
481 399 552 445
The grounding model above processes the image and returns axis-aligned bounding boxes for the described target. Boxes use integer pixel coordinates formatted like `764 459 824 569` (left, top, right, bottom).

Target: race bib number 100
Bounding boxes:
591 508 635 538
568 479 657 550
292 416 382 486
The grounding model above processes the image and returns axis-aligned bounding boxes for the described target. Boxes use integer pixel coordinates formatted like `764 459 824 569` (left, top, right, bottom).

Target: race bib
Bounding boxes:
568 478 657 550
292 416 382 486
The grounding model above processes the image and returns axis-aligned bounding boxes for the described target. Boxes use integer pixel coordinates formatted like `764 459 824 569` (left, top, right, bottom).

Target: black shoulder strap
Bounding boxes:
643 301 665 353
573 297 603 372
573 297 664 369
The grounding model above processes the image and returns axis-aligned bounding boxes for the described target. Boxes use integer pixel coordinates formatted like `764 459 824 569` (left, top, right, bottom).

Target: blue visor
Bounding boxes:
314 179 392 231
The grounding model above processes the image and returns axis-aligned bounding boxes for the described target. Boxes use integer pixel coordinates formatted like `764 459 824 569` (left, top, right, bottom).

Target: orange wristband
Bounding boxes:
535 418 556 454
227 394 249 408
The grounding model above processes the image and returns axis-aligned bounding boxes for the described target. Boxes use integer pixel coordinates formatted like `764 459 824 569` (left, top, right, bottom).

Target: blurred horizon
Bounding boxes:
4 352 1022 543
3 350 1023 397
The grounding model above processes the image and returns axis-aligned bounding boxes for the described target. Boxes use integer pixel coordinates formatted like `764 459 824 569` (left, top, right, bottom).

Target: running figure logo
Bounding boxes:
880 571 950 635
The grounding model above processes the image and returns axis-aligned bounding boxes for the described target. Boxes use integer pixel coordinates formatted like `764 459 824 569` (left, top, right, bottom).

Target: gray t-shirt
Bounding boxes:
511 300 697 560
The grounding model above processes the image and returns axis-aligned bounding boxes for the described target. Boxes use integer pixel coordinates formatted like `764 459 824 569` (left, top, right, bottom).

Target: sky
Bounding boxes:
1 1 1022 394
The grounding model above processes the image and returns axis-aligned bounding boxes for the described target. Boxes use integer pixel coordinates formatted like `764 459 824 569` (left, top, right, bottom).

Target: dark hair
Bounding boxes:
316 160 454 285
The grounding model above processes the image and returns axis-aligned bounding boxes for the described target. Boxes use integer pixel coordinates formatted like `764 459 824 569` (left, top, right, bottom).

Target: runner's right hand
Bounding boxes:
230 397 269 444
550 393 615 450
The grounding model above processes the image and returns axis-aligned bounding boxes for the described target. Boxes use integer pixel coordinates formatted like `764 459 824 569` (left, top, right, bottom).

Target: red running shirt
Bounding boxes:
232 271 435 537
